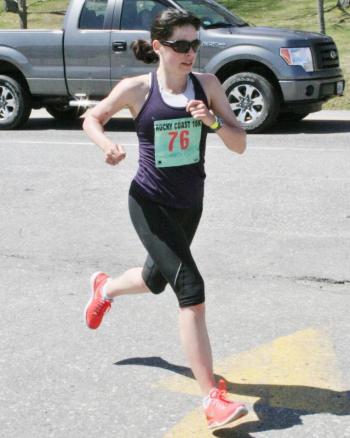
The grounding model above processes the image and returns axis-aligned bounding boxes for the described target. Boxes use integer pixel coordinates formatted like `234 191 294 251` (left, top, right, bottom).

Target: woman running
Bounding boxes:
83 8 247 430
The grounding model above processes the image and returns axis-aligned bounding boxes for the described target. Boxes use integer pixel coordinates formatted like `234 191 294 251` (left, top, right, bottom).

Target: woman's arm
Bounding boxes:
186 74 246 154
83 76 146 165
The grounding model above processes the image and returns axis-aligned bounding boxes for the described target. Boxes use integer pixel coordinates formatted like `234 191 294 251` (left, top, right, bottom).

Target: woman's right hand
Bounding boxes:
104 144 126 166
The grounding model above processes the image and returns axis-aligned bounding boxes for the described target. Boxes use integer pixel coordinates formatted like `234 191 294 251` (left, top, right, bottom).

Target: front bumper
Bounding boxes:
279 76 345 103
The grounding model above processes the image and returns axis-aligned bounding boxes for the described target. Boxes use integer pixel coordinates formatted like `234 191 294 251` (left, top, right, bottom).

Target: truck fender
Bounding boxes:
0 46 32 83
204 45 281 78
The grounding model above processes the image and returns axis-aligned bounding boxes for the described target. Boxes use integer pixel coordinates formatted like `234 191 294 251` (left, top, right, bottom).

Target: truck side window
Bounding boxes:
120 0 167 30
79 0 108 29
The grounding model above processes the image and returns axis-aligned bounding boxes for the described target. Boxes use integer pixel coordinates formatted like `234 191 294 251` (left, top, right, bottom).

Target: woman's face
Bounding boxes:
154 25 199 74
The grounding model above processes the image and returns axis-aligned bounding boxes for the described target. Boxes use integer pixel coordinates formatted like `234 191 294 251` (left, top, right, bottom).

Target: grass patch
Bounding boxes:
0 0 348 109
0 0 69 28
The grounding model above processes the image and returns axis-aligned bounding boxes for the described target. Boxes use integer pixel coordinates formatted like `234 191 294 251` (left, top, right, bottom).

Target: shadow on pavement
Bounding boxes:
19 117 350 135
22 117 136 132
115 356 350 437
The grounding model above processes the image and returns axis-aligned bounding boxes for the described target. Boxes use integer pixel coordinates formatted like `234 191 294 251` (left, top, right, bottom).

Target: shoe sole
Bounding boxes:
84 271 103 329
208 405 248 430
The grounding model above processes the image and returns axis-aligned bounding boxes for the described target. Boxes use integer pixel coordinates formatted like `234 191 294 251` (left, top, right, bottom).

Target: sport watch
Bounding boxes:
209 115 223 131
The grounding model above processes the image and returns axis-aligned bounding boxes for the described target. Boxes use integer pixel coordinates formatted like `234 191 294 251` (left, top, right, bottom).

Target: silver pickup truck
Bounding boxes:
0 0 345 132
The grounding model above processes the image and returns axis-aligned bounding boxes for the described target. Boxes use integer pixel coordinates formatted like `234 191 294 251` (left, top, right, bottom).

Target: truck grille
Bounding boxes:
313 42 339 69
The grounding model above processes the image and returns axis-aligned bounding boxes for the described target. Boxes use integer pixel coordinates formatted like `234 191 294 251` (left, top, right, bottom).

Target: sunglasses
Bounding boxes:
160 39 201 53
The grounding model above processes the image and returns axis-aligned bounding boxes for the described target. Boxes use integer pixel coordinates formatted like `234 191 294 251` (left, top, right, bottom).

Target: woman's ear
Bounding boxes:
153 39 161 54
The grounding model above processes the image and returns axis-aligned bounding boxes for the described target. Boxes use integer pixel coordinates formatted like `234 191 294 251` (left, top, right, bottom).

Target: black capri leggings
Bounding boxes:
128 186 205 308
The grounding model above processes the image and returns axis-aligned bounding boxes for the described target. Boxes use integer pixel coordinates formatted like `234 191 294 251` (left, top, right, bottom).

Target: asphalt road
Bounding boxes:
1 111 350 438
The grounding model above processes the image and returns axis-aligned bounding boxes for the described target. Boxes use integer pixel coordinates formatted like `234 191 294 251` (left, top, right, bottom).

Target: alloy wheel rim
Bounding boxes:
228 84 265 125
0 85 16 121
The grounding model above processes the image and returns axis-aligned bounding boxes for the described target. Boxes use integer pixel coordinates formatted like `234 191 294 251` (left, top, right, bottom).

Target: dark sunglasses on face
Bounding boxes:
160 39 201 53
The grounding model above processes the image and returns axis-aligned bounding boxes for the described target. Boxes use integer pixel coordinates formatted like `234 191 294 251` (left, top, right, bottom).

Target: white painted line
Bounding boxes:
237 175 350 182
0 140 349 153
0 140 93 145
209 146 350 152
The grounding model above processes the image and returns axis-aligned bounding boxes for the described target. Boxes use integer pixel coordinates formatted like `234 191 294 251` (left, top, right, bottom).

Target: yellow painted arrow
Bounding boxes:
158 328 349 437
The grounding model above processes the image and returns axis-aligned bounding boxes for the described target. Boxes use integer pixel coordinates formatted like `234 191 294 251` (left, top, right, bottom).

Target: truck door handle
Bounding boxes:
112 41 127 52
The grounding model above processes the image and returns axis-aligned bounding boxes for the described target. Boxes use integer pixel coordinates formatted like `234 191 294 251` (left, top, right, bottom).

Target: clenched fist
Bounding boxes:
104 144 126 166
186 99 216 128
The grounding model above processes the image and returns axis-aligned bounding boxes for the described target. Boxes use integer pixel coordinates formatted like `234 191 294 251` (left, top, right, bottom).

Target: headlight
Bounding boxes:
280 47 314 72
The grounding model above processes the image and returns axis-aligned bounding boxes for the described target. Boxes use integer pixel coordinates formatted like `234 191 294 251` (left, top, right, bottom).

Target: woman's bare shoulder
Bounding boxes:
117 74 150 94
106 74 150 111
111 74 151 117
192 72 219 86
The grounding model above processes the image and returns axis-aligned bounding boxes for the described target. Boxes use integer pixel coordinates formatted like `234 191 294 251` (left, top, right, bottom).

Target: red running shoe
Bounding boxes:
204 379 248 429
84 272 112 329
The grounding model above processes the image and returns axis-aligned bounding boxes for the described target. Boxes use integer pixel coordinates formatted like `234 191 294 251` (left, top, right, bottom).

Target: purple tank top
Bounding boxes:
132 71 209 209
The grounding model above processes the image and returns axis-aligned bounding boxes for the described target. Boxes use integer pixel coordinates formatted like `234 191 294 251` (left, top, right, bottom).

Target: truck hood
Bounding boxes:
213 25 333 45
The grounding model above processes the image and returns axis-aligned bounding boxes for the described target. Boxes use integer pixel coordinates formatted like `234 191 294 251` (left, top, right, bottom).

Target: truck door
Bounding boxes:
109 0 169 86
64 0 115 98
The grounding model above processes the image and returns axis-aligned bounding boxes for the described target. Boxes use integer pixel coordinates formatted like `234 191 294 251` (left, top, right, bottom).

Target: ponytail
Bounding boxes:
131 40 159 64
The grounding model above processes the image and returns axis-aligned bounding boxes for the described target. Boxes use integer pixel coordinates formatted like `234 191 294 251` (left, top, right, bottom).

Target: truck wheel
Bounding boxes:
0 75 32 130
222 72 280 133
45 103 85 121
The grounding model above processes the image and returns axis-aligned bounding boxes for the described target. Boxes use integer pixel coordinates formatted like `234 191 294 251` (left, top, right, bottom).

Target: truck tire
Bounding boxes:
0 75 32 130
45 103 85 121
222 72 280 133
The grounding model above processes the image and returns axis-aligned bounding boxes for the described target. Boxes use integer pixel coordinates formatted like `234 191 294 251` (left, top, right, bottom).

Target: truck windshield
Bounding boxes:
174 0 248 28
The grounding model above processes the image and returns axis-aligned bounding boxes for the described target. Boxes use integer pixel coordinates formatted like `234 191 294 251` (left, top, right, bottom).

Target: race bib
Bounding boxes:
154 117 202 168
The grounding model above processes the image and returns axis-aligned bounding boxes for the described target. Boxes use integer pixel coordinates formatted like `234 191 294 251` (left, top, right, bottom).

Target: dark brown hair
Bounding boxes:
132 8 201 64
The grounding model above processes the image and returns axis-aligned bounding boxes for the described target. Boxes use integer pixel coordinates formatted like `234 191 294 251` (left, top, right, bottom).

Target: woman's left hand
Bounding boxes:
186 99 215 128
